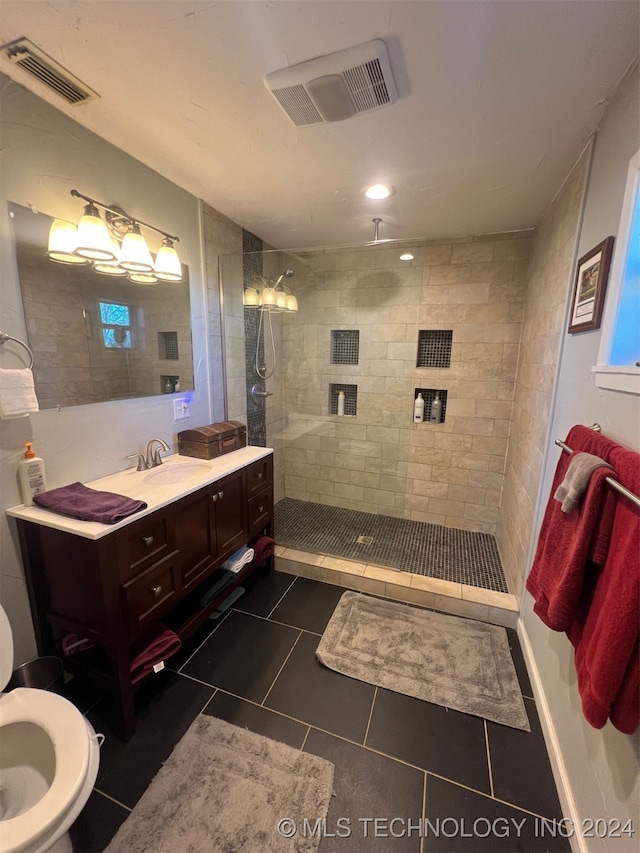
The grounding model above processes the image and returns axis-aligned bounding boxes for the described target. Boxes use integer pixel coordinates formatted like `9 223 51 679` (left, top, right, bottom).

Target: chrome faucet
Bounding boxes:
146 438 170 469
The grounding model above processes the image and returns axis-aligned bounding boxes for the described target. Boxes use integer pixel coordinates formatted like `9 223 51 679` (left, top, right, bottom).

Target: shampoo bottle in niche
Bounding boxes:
18 442 47 506
413 392 424 422
430 391 443 424
337 390 345 416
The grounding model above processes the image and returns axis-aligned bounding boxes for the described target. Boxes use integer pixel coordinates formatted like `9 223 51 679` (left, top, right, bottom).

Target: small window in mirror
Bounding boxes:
99 301 132 349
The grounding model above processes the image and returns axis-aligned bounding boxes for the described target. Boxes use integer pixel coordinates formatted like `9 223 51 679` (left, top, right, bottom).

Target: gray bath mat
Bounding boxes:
105 716 335 853
316 592 530 731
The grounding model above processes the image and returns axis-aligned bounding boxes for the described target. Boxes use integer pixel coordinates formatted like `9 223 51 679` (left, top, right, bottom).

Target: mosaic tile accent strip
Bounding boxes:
417 329 453 368
416 387 448 423
331 329 359 365
242 230 265 447
274 497 508 592
329 383 357 416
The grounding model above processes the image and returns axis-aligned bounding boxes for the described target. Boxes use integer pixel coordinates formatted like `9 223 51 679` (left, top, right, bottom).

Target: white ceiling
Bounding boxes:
0 1 638 249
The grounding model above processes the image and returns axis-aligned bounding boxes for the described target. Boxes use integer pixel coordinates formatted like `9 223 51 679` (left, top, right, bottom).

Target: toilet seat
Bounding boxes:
0 688 91 853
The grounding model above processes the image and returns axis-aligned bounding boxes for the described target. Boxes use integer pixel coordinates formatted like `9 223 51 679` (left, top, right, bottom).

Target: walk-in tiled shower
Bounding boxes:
220 232 532 593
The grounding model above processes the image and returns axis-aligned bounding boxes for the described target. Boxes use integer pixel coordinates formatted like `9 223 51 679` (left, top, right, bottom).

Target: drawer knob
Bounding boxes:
151 585 162 597
218 491 224 499
142 535 154 547
257 472 263 479
258 505 264 513
211 493 218 502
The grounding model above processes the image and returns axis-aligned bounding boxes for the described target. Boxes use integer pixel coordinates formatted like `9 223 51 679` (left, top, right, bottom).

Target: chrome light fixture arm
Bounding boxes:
70 190 180 243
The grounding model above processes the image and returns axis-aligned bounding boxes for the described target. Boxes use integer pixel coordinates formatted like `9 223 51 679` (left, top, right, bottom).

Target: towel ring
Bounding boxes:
0 331 34 369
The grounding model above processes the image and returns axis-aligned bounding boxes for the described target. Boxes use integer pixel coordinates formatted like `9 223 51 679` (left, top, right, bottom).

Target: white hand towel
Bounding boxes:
0 368 39 418
222 545 255 574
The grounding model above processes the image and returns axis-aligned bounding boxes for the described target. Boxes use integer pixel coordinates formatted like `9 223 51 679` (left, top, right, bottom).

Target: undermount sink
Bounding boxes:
143 461 212 485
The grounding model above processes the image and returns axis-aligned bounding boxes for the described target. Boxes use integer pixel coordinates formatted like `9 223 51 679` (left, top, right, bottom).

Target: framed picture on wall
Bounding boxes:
568 236 615 333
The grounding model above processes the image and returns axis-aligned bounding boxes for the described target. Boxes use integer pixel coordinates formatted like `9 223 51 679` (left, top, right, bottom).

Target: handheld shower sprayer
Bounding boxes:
255 269 296 381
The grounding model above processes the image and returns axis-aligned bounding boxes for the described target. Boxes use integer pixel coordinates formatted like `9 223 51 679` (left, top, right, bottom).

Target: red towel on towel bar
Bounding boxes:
526 426 618 631
567 443 640 734
129 623 181 685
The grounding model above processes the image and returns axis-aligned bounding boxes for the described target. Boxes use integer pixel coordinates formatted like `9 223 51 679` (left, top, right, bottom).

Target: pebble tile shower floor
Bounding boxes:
275 497 508 593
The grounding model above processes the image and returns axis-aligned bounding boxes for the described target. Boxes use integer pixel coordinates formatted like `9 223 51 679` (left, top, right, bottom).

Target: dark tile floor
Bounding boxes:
69 568 570 853
275 497 508 592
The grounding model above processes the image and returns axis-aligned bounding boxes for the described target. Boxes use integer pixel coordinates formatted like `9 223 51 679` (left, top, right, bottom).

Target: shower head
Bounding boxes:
275 269 295 288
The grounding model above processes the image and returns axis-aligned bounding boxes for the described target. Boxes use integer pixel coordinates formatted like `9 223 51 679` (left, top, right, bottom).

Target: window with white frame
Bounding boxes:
593 148 640 394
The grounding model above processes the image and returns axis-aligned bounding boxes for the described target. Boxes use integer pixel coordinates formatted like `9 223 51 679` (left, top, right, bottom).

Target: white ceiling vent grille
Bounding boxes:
265 39 398 126
0 37 99 105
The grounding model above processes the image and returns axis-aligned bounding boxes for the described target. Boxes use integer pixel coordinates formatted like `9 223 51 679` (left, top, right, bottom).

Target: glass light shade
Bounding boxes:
261 286 277 307
74 204 117 261
275 291 288 311
286 294 298 312
127 271 158 284
119 227 154 272
243 286 259 306
93 240 127 275
154 240 183 281
47 219 86 264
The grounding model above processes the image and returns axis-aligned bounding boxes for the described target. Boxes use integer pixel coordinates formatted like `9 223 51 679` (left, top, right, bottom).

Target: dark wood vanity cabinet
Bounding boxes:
14 453 273 740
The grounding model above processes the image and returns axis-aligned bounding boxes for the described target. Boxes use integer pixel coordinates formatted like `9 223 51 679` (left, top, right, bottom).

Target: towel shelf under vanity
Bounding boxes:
11 450 274 740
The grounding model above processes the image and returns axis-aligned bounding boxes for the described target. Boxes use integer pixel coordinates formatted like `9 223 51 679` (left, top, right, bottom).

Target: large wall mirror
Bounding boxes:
9 202 194 409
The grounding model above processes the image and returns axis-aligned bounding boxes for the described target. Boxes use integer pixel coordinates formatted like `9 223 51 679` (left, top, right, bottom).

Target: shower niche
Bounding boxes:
415 387 448 424
329 383 357 416
417 330 453 368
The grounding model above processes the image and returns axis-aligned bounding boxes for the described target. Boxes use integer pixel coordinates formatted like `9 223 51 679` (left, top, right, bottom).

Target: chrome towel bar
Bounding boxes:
0 331 34 369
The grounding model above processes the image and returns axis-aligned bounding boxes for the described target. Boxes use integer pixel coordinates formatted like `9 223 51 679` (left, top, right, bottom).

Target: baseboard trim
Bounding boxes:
517 618 587 853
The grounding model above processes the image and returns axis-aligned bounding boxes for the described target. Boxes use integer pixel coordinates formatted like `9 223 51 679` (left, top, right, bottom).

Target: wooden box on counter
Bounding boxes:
177 421 246 460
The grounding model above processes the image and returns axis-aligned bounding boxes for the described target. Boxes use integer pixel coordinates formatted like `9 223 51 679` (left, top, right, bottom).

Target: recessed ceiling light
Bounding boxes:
399 253 414 261
365 183 395 200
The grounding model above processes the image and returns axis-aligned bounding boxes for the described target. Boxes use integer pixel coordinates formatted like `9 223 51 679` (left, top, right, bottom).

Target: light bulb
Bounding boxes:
399 253 414 261
243 287 259 306
128 271 158 284
365 184 394 200
119 225 154 272
74 204 117 261
154 238 183 281
47 219 86 264
93 239 127 275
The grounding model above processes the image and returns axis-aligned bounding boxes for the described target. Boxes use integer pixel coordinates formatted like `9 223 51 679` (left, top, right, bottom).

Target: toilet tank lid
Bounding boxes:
0 604 13 690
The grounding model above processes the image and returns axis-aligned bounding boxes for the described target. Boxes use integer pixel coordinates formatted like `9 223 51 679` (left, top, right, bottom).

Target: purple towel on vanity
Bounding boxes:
33 481 147 524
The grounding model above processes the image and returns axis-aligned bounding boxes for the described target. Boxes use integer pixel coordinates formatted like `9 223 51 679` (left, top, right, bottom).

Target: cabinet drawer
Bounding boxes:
121 515 170 579
248 488 272 536
122 551 178 637
246 456 273 498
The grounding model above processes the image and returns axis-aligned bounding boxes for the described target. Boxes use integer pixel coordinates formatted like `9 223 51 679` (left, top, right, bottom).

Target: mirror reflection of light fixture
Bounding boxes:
275 290 288 311
242 273 298 313
286 294 298 312
46 189 184 284
46 219 87 264
261 286 277 308
243 286 259 306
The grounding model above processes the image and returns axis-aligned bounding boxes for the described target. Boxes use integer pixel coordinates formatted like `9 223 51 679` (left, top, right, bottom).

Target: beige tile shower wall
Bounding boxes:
202 203 244 424
496 152 589 599
277 234 532 535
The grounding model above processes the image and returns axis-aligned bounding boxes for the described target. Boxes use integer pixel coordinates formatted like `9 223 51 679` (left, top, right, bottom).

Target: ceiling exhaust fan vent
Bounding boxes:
0 37 99 105
265 39 398 126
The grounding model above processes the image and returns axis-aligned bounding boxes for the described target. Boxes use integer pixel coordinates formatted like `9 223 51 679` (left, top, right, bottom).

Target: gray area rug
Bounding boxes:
316 592 530 731
105 716 335 853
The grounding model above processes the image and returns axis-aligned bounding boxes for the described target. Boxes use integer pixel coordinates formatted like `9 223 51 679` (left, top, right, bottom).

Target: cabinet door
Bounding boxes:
212 468 248 562
176 488 216 591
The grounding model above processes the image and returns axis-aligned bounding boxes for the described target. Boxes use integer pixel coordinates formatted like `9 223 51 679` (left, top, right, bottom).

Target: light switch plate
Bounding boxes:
173 399 190 421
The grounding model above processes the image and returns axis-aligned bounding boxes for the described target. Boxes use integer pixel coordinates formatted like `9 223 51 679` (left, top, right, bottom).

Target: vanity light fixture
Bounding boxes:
46 189 184 283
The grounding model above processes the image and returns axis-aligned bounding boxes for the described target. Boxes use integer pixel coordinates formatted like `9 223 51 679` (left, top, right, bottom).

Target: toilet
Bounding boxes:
0 605 101 853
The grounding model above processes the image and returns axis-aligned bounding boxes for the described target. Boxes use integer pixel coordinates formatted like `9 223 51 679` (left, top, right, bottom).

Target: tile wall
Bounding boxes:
265 233 533 535
496 152 590 598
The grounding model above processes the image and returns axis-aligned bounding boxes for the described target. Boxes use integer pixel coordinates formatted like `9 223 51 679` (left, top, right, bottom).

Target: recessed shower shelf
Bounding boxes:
329 383 357 416
415 387 448 423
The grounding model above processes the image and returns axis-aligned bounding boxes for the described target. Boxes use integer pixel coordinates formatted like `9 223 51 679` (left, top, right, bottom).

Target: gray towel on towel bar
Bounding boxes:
554 452 613 513
33 481 147 524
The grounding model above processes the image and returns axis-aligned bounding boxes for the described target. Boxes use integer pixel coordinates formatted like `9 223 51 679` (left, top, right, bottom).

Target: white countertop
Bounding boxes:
6 446 273 540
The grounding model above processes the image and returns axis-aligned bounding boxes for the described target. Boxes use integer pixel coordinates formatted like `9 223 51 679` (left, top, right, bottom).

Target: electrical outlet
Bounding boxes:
173 399 190 421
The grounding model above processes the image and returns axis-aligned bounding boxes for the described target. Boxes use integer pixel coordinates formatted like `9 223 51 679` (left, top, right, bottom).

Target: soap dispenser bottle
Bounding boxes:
430 391 443 424
413 393 424 423
18 442 47 506
337 390 345 416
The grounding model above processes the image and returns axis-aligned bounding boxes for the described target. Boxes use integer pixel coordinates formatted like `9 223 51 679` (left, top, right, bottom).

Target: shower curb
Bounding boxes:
273 546 519 628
